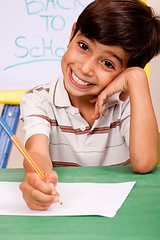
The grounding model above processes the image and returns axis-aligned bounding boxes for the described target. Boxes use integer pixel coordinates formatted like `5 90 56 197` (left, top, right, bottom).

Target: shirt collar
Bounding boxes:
53 75 71 107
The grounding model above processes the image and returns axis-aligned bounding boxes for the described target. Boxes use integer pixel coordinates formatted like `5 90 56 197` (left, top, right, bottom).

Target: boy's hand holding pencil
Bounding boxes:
20 170 61 211
0 117 62 210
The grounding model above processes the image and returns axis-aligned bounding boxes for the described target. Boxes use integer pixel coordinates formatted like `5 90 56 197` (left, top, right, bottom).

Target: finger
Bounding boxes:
97 96 104 113
92 94 106 119
29 186 56 203
45 171 63 205
45 171 59 197
20 181 59 206
92 102 100 119
94 93 106 115
26 202 52 211
25 172 54 195
45 170 58 187
24 194 56 211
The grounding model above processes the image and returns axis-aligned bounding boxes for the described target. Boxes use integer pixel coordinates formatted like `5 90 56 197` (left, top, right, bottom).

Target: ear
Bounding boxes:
69 22 77 42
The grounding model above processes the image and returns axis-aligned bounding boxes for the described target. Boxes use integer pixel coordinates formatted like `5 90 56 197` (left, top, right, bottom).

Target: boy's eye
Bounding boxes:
79 42 88 51
102 60 115 70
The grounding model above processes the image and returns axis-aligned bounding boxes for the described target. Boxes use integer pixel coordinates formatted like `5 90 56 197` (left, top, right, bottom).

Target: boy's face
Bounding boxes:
61 26 129 103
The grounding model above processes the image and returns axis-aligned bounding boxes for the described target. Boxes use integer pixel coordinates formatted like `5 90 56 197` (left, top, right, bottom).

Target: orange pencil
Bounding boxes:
0 117 62 205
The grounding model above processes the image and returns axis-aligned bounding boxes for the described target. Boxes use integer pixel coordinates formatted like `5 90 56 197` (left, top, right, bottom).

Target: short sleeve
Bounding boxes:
20 90 51 145
120 98 130 147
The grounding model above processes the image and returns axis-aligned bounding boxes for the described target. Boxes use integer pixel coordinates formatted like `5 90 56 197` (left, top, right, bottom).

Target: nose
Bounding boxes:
78 57 95 77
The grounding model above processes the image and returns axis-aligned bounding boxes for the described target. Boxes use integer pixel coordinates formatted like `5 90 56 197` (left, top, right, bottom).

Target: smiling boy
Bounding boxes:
62 26 129 128
20 0 160 210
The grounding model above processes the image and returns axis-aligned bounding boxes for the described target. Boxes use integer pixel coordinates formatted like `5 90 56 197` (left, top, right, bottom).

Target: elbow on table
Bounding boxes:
131 154 158 174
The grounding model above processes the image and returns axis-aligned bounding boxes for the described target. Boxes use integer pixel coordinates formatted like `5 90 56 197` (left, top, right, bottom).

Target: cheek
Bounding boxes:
61 49 74 67
61 53 68 74
66 46 79 61
97 72 115 89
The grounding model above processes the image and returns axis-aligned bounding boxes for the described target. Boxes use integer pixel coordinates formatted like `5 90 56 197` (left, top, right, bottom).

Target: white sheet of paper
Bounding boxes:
0 181 136 218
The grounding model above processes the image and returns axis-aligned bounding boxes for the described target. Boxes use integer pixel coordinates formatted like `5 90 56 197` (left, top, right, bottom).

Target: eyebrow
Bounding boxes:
106 51 123 66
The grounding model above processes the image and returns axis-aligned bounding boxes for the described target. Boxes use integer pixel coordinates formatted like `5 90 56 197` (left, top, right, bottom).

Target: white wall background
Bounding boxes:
148 0 160 131
0 0 93 91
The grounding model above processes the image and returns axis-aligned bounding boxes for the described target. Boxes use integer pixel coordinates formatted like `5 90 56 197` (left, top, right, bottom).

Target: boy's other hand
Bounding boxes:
19 170 59 210
90 67 145 119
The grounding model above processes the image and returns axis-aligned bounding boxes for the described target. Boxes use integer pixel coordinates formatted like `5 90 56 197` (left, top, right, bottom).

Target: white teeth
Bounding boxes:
72 71 89 86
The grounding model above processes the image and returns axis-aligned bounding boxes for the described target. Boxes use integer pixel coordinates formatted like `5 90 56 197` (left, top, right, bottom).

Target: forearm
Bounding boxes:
23 134 53 174
23 151 53 174
128 68 159 173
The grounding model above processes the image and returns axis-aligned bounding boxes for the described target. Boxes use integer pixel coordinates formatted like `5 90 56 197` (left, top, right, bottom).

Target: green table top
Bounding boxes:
0 166 160 240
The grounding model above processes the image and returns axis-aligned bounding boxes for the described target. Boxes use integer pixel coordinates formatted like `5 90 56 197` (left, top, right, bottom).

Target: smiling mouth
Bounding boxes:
70 70 93 88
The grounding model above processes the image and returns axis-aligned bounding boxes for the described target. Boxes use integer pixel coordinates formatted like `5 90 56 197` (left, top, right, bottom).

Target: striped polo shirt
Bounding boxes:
20 75 130 167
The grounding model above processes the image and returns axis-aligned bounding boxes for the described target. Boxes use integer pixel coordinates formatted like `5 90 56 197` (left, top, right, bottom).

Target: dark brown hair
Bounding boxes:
72 0 160 68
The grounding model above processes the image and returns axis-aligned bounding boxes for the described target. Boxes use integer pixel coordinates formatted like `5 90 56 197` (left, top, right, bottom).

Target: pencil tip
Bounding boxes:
59 197 63 205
